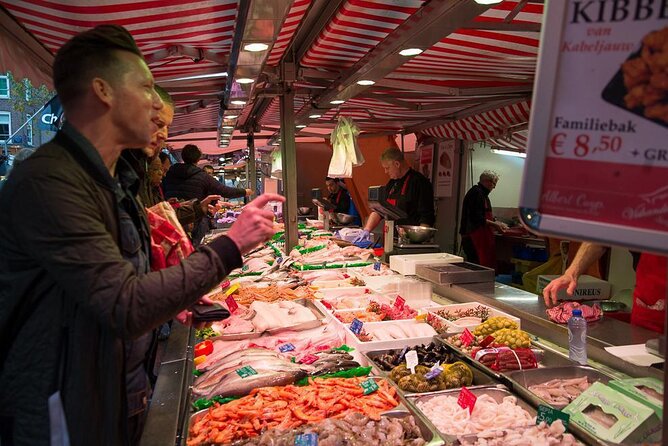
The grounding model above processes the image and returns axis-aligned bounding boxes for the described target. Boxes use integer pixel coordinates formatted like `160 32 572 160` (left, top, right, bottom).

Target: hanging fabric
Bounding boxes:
328 116 362 178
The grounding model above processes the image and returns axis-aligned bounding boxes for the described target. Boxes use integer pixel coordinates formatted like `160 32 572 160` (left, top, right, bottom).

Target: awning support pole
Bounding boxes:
280 62 298 252
247 133 257 195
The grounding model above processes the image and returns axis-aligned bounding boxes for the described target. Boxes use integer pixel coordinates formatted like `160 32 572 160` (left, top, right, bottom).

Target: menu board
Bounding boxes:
435 140 455 198
520 0 668 254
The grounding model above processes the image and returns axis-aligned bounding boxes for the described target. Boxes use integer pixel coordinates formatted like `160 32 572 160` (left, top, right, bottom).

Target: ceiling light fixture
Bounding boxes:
309 114 322 119
168 72 227 82
357 80 375 86
330 100 345 105
225 115 238 119
222 125 234 129
399 48 423 56
236 78 255 84
230 100 246 105
244 43 269 52
296 124 307 128
491 148 526 158
474 0 503 4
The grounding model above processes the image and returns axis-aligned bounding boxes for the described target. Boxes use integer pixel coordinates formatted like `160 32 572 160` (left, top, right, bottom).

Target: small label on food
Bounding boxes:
343 273 350 278
350 318 364 335
405 350 419 374
236 365 257 378
399 346 409 361
457 386 477 414
536 404 570 428
225 295 239 314
479 335 495 348
219 280 230 290
279 343 295 353
294 433 318 446
374 261 381 271
394 295 405 310
425 365 443 380
360 378 379 395
300 354 319 365
242 265 249 272
461 328 475 347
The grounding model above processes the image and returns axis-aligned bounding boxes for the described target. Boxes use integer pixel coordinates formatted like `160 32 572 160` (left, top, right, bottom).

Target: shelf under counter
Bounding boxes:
430 281 663 381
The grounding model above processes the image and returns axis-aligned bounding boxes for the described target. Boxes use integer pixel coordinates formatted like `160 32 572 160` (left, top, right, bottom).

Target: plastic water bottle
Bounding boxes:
568 309 588 365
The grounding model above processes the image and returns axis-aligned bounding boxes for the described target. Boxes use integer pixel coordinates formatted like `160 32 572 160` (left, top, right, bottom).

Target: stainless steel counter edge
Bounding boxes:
140 323 195 446
431 281 663 381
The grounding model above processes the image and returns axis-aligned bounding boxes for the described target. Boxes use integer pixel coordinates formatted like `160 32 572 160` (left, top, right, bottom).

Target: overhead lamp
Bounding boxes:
491 148 526 158
169 72 227 82
244 43 269 52
230 100 246 106
399 48 423 56
309 114 322 119
236 78 254 84
474 0 503 4
222 125 234 129
225 115 238 119
330 99 345 105
357 80 375 86
296 124 307 128
219 157 225 161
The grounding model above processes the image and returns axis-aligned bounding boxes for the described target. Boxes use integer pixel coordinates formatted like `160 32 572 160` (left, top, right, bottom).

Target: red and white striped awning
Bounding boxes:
488 128 529 152
265 0 312 66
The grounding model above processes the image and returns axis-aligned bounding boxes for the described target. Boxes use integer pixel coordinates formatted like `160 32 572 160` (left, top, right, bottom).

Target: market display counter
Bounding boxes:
432 281 663 381
140 323 194 446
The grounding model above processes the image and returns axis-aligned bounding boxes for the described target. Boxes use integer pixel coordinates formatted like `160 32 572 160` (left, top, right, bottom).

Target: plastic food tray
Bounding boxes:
344 319 439 353
405 384 536 443
389 252 463 276
427 303 521 334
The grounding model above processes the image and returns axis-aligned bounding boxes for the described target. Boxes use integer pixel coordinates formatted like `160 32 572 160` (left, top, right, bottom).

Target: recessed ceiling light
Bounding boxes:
219 157 225 161
399 48 423 56
230 100 246 105
244 43 269 52
330 100 345 105
357 80 375 86
296 124 307 128
474 0 503 4
309 114 322 119
225 115 238 119
236 78 254 84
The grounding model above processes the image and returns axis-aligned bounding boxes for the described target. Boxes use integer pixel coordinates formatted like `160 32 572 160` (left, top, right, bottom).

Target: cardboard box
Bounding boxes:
537 274 611 301
564 382 661 443
608 377 663 419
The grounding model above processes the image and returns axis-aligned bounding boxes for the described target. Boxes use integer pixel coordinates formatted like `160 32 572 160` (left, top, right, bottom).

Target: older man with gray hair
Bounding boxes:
459 170 508 269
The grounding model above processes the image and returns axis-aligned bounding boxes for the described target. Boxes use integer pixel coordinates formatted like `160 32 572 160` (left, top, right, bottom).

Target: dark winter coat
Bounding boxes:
0 123 242 446
162 163 246 201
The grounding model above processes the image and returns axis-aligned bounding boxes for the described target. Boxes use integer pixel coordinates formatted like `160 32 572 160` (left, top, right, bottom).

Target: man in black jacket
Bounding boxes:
0 25 280 446
163 144 252 244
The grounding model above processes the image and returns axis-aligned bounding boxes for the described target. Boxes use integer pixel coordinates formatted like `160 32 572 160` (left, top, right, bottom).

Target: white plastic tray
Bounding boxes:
343 319 438 352
389 253 463 276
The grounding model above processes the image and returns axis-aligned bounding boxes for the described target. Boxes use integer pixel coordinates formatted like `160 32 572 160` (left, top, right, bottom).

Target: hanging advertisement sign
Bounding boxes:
435 140 455 198
419 144 434 182
520 0 668 254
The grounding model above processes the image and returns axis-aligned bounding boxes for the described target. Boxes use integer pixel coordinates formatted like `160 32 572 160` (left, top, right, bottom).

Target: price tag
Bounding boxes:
350 318 364 335
457 386 477 414
225 295 239 315
536 405 570 428
360 378 379 395
398 346 408 361
479 335 495 348
236 365 257 378
295 433 318 446
276 257 283 264
425 363 443 380
405 350 418 374
219 280 230 290
300 354 319 365
374 261 381 271
242 265 249 272
279 343 295 353
394 295 405 310
461 328 475 347
343 273 350 279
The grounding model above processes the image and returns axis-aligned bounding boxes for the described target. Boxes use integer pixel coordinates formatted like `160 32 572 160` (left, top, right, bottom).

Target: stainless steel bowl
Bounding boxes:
334 213 355 225
398 225 437 243
298 206 311 215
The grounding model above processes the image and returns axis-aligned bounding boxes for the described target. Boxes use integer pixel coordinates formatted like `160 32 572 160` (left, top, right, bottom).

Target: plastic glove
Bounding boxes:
353 229 371 243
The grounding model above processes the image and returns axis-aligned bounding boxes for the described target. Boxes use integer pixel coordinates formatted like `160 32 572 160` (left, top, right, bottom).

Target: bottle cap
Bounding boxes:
572 309 583 317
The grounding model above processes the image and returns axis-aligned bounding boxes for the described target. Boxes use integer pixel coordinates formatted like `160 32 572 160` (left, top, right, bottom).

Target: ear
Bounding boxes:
91 77 114 108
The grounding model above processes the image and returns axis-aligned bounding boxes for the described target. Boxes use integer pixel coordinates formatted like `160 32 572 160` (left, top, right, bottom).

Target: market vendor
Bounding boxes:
325 177 360 225
459 170 508 269
543 243 666 334
355 147 435 242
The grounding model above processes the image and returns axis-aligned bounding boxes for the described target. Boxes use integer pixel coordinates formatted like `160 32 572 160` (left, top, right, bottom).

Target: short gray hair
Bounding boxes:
380 147 404 163
480 170 499 183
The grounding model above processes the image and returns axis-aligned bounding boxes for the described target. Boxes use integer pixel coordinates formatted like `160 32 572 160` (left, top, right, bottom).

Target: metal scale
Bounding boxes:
367 186 439 261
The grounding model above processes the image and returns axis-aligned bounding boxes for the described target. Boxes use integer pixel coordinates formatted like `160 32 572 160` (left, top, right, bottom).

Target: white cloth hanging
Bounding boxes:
328 116 363 178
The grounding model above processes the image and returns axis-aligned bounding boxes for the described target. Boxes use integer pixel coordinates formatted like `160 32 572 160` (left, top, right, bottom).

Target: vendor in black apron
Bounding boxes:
355 147 435 242
325 177 361 225
459 170 508 269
